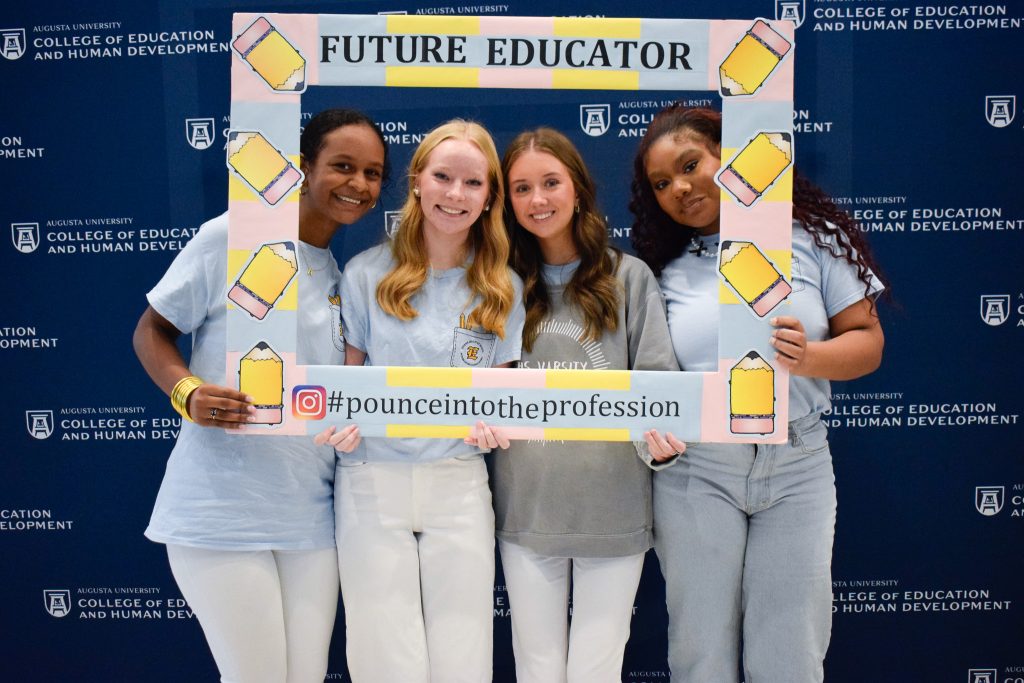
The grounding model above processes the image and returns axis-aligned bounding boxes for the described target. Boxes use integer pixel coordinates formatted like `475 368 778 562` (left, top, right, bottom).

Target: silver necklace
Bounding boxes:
687 235 719 259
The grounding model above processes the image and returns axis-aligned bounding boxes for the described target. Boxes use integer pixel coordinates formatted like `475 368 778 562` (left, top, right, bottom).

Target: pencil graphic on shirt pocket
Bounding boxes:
228 242 298 320
232 16 306 92
227 131 303 206
239 342 284 425
729 351 775 434
719 19 792 97
719 240 791 317
717 132 792 208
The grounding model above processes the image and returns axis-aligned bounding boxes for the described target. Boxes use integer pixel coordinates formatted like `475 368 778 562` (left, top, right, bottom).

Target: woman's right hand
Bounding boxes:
187 383 255 429
644 429 686 463
315 425 362 453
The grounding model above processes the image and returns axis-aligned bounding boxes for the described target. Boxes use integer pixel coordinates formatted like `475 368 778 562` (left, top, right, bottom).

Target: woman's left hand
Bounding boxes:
770 316 808 373
464 421 510 450
314 424 362 453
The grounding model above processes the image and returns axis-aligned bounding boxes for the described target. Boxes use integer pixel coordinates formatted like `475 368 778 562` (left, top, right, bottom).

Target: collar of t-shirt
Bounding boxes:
540 258 581 287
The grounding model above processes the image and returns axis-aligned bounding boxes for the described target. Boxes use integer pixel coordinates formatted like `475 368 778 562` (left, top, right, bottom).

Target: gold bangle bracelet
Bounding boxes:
170 375 204 423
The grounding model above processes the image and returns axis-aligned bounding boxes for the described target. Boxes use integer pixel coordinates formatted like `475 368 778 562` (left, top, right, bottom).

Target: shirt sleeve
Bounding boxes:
146 217 224 336
817 230 885 319
623 258 680 372
339 251 372 355
493 269 525 366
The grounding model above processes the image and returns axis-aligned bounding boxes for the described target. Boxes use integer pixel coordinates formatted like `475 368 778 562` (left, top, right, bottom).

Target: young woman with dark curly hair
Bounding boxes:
631 104 885 683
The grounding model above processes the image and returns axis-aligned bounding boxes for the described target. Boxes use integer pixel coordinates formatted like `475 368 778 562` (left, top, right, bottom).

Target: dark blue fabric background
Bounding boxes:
3 1 1022 681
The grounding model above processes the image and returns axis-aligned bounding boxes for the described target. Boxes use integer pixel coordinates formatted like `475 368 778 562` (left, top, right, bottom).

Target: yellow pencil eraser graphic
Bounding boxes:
719 19 791 97
239 341 284 425
719 240 791 317
228 242 298 320
227 131 303 206
729 351 775 434
717 132 792 208
232 16 306 93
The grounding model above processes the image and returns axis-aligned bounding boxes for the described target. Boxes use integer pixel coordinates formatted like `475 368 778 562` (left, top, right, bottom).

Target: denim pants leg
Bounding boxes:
654 415 836 683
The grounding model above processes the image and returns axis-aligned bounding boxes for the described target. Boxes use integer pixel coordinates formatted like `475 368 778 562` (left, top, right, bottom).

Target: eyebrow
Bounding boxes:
509 171 563 183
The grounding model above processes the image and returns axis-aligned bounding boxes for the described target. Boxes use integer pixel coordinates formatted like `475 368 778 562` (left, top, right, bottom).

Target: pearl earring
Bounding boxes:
413 187 420 197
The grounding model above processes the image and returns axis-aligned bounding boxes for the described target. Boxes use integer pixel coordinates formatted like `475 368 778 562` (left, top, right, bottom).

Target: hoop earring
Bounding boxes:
574 200 580 213
370 200 377 209
300 183 308 196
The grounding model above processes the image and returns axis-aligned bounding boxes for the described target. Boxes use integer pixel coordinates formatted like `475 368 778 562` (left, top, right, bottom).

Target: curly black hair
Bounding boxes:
629 104 883 306
301 108 391 182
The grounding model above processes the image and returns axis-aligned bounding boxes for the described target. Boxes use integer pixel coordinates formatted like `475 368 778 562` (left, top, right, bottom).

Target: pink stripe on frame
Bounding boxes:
227 202 300 250
478 68 554 89
472 368 547 389
503 426 546 441
479 16 555 35
720 201 793 250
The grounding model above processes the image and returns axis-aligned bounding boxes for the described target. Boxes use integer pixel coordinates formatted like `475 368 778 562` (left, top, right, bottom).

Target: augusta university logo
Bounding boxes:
980 295 1011 326
0 28 26 60
11 222 39 254
26 410 54 439
186 118 216 150
986 96 1015 128
969 669 998 683
775 0 806 28
580 105 610 137
384 210 402 239
975 486 1005 516
44 589 71 617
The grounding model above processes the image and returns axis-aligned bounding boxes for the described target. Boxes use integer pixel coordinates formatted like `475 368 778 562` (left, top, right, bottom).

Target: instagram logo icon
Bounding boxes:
291 385 326 420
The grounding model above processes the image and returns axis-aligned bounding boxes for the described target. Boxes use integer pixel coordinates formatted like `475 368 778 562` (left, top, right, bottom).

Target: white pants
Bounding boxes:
335 457 495 683
499 540 646 683
166 544 339 683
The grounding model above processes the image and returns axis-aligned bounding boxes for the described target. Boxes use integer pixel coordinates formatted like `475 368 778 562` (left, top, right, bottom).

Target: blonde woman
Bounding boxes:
318 120 524 683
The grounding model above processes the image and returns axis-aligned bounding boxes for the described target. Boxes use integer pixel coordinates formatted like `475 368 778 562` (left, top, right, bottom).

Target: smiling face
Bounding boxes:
644 132 722 235
507 149 578 258
300 123 385 242
415 138 491 244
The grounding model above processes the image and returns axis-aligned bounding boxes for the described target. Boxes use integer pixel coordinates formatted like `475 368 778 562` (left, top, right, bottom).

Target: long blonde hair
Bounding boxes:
502 128 621 352
376 119 516 338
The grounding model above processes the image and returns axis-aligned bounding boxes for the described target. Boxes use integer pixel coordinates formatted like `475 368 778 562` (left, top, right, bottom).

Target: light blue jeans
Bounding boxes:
653 414 836 683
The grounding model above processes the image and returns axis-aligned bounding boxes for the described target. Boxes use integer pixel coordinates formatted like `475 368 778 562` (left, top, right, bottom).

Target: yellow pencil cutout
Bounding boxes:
239 342 284 425
232 16 306 92
228 242 298 320
717 132 792 208
719 240 791 317
227 131 303 205
719 19 792 97
729 351 776 434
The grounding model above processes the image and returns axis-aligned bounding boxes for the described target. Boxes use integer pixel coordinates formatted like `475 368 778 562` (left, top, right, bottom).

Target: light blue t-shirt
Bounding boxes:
660 222 883 421
144 213 345 550
339 243 525 463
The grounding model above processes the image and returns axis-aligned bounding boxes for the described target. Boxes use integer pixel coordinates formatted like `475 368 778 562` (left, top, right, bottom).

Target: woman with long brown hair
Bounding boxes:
492 127 677 683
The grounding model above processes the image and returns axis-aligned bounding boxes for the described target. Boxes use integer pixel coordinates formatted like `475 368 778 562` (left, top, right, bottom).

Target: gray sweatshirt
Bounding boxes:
491 252 679 558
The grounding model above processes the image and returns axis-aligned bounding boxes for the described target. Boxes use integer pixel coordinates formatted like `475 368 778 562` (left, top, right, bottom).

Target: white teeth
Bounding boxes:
335 195 362 205
532 211 554 220
438 206 465 215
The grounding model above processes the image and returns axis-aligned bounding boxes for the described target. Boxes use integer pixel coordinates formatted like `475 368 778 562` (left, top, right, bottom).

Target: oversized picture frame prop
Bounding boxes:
226 13 795 444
